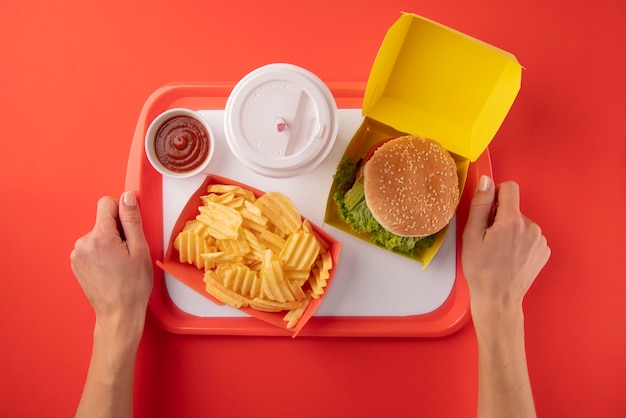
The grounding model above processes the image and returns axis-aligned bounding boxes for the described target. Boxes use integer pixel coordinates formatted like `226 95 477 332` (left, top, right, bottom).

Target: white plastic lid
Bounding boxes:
224 63 339 177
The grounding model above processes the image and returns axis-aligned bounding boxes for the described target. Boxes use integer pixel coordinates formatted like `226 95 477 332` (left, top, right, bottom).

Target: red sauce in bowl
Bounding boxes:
155 116 210 173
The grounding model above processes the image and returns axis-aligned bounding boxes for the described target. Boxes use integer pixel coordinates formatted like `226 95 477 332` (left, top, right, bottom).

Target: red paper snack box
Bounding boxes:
157 175 342 337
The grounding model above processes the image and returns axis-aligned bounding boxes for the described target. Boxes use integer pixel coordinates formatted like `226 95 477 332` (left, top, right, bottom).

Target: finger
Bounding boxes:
94 196 120 234
464 175 496 240
535 229 551 268
118 191 147 252
69 248 79 274
541 239 552 267
493 181 521 220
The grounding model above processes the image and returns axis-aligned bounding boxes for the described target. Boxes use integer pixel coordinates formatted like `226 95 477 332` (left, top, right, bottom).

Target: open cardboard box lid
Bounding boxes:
363 12 522 162
325 13 522 267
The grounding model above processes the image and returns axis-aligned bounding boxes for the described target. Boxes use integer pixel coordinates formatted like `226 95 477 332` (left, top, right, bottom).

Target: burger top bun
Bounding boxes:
363 135 459 238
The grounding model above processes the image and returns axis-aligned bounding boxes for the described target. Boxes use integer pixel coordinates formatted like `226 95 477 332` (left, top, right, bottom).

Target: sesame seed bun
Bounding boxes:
363 135 459 237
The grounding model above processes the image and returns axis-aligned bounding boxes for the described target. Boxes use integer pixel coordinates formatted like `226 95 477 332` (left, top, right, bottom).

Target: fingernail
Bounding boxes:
123 191 137 207
478 175 492 192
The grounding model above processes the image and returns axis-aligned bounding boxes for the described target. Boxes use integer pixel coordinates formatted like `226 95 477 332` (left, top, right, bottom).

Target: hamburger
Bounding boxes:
332 135 459 255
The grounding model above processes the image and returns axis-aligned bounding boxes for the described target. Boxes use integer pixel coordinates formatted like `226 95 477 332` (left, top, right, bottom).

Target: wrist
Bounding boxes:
91 314 143 384
93 310 145 352
77 311 143 418
470 300 525 341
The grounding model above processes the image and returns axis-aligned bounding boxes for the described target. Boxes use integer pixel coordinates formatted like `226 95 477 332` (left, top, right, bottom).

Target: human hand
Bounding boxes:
70 191 153 341
462 176 550 318
463 176 549 417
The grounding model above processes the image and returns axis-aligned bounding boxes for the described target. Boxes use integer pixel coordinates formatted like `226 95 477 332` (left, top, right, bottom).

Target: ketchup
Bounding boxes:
155 116 210 173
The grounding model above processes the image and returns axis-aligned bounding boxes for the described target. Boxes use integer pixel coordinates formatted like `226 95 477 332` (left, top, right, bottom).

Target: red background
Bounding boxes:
1 0 624 416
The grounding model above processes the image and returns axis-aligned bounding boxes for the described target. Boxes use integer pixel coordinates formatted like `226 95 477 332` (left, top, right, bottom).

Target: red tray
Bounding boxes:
125 82 492 337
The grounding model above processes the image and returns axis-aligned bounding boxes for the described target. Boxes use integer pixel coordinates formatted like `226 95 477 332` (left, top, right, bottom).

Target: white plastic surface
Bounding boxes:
162 108 456 317
224 64 338 177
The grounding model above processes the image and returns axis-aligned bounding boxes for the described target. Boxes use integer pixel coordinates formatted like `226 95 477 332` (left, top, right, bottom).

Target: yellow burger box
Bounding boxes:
325 12 523 267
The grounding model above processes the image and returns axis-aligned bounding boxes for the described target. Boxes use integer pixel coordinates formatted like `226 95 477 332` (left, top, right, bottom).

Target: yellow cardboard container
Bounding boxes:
325 12 523 267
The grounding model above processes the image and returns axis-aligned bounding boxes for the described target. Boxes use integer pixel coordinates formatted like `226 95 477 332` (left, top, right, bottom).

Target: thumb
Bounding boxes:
463 175 496 241
118 191 147 251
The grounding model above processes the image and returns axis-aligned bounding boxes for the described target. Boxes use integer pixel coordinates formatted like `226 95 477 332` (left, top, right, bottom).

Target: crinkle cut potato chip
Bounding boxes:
255 192 302 235
163 176 339 335
196 200 242 240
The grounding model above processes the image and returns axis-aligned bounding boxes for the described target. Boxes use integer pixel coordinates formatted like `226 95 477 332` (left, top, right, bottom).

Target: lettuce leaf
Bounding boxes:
332 157 435 255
